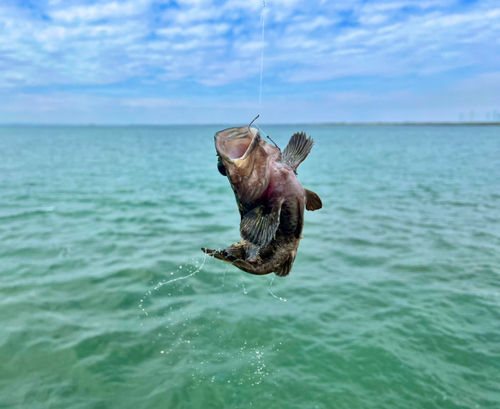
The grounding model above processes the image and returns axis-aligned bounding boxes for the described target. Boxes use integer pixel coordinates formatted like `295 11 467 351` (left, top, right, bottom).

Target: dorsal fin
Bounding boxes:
305 189 322 211
281 132 314 170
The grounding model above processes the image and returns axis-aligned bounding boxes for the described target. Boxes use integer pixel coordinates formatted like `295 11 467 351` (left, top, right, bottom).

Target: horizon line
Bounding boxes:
1 121 500 127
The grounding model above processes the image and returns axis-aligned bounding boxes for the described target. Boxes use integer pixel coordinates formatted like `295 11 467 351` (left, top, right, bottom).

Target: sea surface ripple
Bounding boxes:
0 125 499 408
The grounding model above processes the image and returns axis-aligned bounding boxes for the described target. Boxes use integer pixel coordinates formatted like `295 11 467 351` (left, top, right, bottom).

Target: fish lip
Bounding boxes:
215 127 261 162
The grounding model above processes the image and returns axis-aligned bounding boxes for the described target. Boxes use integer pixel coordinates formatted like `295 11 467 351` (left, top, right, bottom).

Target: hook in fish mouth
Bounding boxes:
248 114 259 131
215 117 261 161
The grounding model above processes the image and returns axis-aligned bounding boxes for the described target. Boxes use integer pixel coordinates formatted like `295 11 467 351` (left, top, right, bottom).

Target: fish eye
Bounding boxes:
217 157 227 176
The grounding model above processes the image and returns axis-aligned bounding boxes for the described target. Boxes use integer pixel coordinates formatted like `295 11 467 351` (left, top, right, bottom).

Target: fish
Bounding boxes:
201 119 322 277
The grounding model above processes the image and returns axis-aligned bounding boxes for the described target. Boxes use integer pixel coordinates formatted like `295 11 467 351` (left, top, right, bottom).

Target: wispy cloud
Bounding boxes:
49 0 151 22
0 0 499 123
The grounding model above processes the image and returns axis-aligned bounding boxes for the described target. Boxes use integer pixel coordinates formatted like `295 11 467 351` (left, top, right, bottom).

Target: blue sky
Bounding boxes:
0 0 499 124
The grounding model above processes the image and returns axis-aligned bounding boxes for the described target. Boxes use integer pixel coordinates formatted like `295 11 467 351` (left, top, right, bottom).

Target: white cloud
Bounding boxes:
0 0 499 123
288 16 338 32
2 71 499 123
272 3 500 83
50 0 151 22
156 23 231 38
358 14 388 25
3 0 499 90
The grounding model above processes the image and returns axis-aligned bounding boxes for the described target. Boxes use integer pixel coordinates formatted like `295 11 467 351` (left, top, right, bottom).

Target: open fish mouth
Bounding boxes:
214 116 262 162
215 127 260 161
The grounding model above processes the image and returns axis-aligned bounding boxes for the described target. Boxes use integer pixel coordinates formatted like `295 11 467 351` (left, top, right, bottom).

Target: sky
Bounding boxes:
0 0 499 124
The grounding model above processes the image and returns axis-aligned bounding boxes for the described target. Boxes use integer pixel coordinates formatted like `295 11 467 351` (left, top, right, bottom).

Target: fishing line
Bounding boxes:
254 123 267 136
259 1 266 112
269 275 287 302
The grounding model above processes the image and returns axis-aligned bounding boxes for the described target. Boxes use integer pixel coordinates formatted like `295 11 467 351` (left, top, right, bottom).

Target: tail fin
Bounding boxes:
274 252 297 277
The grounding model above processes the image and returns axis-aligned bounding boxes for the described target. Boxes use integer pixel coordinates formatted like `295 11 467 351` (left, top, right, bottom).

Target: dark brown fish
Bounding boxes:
202 121 322 277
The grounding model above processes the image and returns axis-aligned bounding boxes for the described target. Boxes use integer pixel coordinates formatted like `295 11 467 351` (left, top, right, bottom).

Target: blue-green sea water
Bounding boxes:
1 125 499 409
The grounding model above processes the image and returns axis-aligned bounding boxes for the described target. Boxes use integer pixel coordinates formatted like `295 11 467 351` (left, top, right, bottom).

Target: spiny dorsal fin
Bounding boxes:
274 252 297 277
240 200 283 246
305 189 322 211
281 132 314 170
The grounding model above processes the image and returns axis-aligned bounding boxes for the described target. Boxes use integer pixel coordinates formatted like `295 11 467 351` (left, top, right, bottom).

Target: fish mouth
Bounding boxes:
215 126 260 162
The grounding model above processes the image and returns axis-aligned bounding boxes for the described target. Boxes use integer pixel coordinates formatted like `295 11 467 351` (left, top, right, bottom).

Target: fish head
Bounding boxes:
215 125 261 171
214 124 277 203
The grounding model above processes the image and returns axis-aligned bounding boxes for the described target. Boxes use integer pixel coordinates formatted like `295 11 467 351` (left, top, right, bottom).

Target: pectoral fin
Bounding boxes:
305 189 322 211
281 132 314 171
240 200 283 246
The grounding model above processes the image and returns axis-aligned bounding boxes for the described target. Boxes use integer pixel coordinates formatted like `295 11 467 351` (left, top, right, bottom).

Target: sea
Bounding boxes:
0 125 499 409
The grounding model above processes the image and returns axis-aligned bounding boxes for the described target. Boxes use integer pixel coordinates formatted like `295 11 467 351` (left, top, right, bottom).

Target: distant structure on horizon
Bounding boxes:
459 110 500 122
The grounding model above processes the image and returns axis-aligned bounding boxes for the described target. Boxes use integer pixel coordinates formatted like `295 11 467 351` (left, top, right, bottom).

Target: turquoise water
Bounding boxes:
1 125 499 408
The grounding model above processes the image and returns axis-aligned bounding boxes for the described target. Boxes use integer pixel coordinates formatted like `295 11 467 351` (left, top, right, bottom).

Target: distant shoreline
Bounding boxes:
1 122 500 127
305 122 500 127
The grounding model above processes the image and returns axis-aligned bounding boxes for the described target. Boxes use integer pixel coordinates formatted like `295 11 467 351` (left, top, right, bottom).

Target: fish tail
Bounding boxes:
274 251 297 277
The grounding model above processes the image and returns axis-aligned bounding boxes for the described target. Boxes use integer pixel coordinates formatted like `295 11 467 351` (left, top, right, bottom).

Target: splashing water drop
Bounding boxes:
153 253 208 291
269 276 287 302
